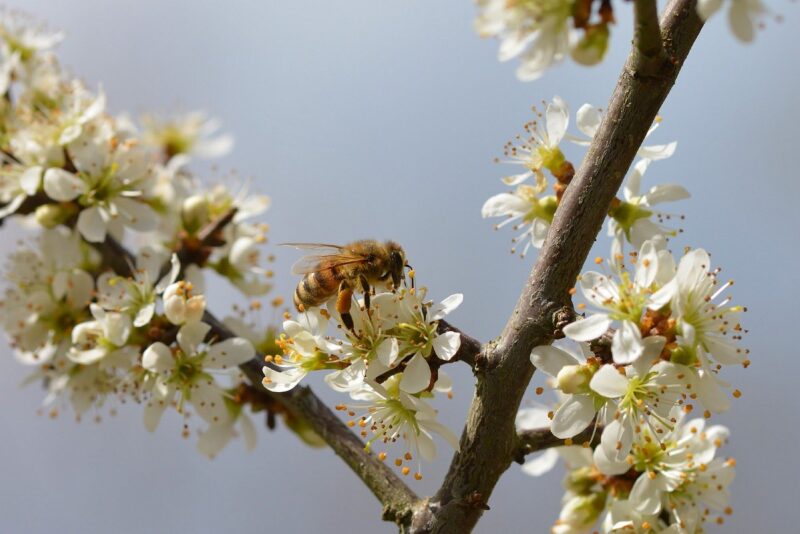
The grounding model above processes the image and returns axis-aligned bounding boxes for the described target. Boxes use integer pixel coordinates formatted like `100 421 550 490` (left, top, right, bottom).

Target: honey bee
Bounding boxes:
282 240 411 332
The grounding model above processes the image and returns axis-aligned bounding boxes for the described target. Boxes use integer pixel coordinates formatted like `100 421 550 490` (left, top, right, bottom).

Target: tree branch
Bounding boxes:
98 231 420 525
411 1 704 531
513 425 602 465
633 0 666 75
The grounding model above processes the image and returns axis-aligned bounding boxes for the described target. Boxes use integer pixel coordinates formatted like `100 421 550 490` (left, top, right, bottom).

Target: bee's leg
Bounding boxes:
359 275 371 311
336 280 356 333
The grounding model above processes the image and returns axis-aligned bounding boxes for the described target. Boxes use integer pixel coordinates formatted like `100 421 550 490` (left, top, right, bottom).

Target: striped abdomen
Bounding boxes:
293 270 341 311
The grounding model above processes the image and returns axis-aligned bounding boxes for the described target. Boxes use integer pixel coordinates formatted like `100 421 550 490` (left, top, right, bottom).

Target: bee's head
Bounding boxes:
385 241 407 289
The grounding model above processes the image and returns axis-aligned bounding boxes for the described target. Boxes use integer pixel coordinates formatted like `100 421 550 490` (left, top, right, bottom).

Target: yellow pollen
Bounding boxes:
395 459 403 466
378 452 387 461
347 421 355 427
414 473 422 480
733 389 742 398
401 467 410 476
594 257 603 265
564 438 573 446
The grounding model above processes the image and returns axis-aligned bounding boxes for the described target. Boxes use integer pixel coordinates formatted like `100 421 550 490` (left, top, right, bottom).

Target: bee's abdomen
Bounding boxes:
293 271 339 310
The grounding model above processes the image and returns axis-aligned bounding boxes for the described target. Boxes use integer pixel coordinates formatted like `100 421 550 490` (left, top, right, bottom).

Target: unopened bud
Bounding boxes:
181 195 211 233
35 203 76 228
556 364 592 394
571 24 610 67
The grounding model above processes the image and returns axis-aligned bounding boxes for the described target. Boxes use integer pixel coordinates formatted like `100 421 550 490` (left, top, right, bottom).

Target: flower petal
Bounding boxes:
551 395 595 439
563 314 612 342
590 364 629 398
399 354 432 394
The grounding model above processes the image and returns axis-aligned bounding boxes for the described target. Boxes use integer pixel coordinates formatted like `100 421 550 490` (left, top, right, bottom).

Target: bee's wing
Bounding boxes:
282 243 369 275
280 243 346 252
290 254 369 275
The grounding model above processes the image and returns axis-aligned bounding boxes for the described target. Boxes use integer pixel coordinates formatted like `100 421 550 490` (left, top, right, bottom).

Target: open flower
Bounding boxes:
142 321 255 430
483 177 557 255
563 240 676 364
96 250 179 327
341 377 459 471
68 304 138 365
141 111 234 161
475 0 573 81
608 159 690 252
43 135 158 242
569 104 677 162
497 96 571 185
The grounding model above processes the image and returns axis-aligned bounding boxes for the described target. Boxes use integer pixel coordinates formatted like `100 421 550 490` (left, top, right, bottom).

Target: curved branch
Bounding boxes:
412 1 705 531
98 234 420 525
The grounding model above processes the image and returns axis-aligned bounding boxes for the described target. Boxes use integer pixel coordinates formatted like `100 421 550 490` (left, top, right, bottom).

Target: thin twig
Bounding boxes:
99 232 420 524
633 0 666 75
513 425 602 465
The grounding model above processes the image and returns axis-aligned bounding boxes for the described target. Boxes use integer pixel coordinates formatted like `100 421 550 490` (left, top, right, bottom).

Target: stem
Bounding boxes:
412 1 704 531
633 0 666 75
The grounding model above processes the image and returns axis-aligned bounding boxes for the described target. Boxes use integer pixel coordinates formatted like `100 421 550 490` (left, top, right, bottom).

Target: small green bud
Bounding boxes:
571 24 610 66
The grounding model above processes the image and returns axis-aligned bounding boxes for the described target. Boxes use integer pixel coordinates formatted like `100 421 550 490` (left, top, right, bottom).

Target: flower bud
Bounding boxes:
556 364 592 394
571 24 610 66
564 466 597 496
163 281 206 325
557 492 606 531
181 195 210 233
35 203 76 228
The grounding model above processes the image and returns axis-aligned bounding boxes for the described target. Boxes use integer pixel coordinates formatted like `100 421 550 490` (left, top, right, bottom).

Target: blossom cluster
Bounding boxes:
474 0 770 82
483 96 685 257
263 287 463 478
520 408 736 533
0 13 274 457
495 96 748 530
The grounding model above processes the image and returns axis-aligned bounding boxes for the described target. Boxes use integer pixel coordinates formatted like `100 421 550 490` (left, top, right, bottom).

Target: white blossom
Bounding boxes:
569 105 677 162
475 0 573 81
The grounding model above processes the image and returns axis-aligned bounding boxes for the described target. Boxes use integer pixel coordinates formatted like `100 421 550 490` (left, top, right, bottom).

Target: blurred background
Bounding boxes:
0 0 796 532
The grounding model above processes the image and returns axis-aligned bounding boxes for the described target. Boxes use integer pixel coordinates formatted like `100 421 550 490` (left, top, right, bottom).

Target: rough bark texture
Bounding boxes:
410 1 704 531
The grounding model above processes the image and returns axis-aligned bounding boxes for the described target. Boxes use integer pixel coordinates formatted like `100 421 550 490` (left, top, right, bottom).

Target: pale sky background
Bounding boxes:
0 1 797 532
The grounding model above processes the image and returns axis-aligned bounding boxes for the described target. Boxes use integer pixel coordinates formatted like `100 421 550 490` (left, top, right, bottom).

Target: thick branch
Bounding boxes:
413 1 704 532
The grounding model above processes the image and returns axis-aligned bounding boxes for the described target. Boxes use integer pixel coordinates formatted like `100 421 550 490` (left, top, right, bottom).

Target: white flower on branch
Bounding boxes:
564 240 676 364
475 0 573 81
569 105 677 162
142 321 255 430
339 377 460 472
43 132 158 242
1 227 98 364
69 304 138 365
608 160 690 253
97 249 180 327
141 111 234 161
